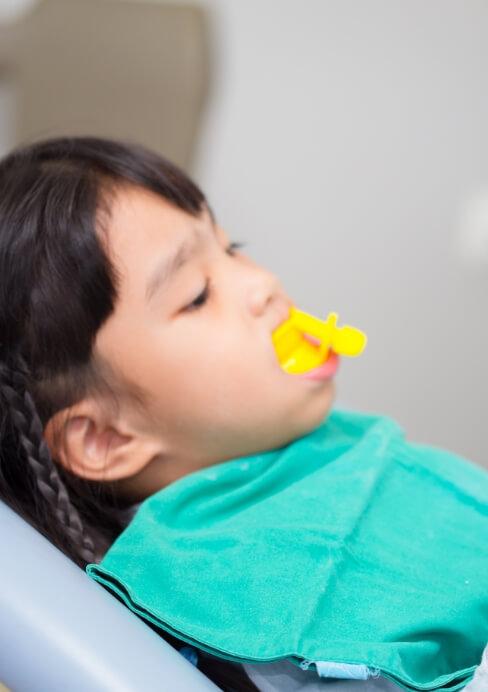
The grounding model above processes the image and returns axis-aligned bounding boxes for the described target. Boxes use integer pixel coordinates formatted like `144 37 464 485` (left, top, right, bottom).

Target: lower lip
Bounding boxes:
295 349 340 381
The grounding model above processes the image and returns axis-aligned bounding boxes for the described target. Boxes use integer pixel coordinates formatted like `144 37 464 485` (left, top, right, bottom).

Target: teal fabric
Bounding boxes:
86 408 488 691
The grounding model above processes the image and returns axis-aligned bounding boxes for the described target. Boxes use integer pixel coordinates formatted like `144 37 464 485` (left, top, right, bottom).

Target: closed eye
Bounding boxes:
226 241 246 256
183 241 246 312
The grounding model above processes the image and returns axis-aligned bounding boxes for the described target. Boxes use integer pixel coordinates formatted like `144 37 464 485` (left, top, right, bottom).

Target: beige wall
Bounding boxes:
0 0 208 171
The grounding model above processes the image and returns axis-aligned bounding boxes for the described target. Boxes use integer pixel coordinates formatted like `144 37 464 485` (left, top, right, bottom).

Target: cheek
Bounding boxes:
149 321 278 414
169 319 246 372
169 338 268 407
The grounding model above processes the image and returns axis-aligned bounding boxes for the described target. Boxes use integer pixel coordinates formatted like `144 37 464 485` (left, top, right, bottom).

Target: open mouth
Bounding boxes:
275 329 339 378
272 306 365 378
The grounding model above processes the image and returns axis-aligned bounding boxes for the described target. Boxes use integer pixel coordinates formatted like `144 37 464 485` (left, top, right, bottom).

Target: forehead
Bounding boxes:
99 186 218 315
102 186 211 278
105 185 208 251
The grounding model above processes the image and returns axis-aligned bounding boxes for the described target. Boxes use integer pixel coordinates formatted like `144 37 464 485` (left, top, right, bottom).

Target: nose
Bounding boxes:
245 263 291 321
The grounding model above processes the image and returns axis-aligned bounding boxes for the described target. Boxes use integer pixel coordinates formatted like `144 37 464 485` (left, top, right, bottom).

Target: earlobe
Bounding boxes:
43 399 160 482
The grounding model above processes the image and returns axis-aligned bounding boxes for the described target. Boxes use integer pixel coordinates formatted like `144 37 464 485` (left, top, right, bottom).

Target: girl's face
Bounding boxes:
95 185 336 496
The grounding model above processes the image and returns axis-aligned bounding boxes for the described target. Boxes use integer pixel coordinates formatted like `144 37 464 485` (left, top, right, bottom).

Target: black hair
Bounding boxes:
0 136 260 692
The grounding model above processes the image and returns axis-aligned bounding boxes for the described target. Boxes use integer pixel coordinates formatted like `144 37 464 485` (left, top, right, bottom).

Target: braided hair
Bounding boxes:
0 137 260 692
0 355 96 562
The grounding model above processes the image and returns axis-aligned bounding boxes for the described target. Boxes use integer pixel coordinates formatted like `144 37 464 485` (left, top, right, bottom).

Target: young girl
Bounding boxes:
0 135 340 692
0 137 485 692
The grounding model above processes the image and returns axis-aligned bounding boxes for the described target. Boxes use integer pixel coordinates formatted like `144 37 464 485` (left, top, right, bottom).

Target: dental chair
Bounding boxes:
0 498 219 691
0 0 209 171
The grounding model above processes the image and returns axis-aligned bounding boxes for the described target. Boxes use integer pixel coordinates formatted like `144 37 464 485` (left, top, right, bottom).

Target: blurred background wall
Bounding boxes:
0 0 486 467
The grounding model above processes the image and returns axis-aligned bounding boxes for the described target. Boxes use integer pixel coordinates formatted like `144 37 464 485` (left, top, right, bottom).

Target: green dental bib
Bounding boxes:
86 408 488 691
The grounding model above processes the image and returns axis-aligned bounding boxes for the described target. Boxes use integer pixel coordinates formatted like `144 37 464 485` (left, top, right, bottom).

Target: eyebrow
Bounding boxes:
145 222 215 305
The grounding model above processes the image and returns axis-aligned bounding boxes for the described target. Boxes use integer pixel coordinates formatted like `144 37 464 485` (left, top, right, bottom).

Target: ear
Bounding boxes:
43 397 162 482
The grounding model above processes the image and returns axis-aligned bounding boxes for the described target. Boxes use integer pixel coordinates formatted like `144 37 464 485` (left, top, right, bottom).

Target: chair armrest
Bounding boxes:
0 500 219 691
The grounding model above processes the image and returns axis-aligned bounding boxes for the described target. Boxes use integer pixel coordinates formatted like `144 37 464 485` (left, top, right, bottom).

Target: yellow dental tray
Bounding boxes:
272 307 367 374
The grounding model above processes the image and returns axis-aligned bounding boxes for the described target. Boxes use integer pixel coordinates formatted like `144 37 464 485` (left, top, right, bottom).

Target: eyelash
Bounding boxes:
184 241 246 312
